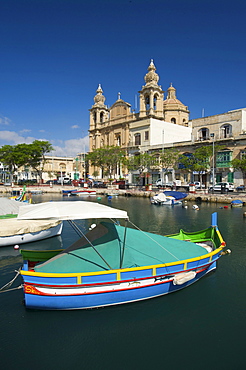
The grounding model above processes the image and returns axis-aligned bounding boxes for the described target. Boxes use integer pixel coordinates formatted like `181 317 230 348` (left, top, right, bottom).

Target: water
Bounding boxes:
0 194 245 370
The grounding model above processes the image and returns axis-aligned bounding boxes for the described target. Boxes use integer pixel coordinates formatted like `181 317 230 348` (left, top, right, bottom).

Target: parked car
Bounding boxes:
57 177 71 184
93 181 107 188
191 181 205 189
155 179 174 188
112 180 126 189
72 179 85 187
236 185 245 191
209 182 234 192
45 180 57 185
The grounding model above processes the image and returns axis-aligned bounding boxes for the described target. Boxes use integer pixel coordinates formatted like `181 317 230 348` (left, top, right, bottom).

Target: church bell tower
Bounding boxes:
139 60 164 119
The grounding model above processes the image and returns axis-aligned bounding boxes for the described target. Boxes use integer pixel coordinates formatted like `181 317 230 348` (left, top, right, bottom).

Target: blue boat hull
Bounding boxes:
23 262 216 310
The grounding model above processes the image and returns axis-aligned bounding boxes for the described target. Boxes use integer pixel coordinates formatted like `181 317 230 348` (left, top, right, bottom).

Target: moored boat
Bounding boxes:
231 199 244 207
18 201 226 310
151 190 188 205
0 218 63 247
70 189 96 196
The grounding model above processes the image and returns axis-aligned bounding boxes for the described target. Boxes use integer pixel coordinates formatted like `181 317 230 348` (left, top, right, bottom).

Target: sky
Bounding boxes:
1 0 246 157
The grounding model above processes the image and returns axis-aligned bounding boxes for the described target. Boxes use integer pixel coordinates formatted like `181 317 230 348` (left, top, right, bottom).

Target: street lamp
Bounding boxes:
162 129 165 184
210 133 215 189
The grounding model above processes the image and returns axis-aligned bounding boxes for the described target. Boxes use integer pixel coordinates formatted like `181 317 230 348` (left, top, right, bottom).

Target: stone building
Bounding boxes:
89 60 191 181
89 60 246 187
17 155 86 183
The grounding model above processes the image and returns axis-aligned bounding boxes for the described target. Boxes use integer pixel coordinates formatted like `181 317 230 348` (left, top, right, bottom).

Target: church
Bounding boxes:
89 60 246 187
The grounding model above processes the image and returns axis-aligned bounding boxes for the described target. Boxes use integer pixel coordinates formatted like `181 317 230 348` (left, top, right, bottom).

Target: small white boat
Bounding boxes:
151 191 187 206
231 199 243 207
70 190 96 196
0 218 63 247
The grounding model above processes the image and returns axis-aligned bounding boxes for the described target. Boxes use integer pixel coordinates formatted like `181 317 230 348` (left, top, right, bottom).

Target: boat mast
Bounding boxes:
120 219 128 268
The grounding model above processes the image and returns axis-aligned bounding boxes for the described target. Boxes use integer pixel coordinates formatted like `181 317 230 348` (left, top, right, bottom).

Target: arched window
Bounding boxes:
221 124 232 138
198 128 209 140
135 133 141 146
145 95 150 111
171 117 176 124
153 94 158 110
93 112 97 123
100 112 104 123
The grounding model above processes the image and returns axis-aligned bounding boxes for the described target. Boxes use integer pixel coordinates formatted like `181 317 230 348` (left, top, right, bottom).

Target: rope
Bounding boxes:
0 285 23 294
0 268 21 292
128 220 180 261
68 220 113 270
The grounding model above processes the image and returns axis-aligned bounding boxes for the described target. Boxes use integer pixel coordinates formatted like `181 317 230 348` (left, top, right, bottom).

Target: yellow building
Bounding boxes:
89 59 246 187
89 60 190 179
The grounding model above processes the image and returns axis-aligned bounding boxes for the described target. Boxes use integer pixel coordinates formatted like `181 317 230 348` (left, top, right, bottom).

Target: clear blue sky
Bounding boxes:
1 0 246 157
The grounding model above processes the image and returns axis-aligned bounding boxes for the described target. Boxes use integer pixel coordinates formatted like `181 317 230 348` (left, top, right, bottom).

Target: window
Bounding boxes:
144 131 149 140
221 124 232 138
116 135 121 146
240 150 246 160
145 96 150 111
198 128 209 140
153 94 158 110
93 112 96 123
135 133 141 146
171 118 176 124
216 151 232 167
100 112 104 123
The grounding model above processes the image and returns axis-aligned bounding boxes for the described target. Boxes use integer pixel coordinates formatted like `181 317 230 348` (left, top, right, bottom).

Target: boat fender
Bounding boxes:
192 205 199 210
14 244 19 250
221 249 232 255
173 271 196 285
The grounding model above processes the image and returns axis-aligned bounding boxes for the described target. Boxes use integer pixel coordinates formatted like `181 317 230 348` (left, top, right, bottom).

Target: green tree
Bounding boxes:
0 141 53 182
0 144 31 182
125 153 157 185
158 148 180 181
231 155 246 185
179 146 213 186
23 140 53 181
87 146 126 179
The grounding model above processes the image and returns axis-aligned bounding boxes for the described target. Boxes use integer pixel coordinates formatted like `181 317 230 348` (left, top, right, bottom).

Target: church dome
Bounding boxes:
163 84 186 108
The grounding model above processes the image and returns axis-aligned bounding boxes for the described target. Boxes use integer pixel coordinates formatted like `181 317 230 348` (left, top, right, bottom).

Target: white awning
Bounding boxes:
17 201 128 221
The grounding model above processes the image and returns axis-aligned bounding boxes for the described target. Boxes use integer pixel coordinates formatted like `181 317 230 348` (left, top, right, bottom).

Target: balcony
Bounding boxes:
216 161 232 168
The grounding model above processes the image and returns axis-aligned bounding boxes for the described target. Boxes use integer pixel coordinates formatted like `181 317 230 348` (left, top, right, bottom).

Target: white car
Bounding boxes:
156 179 174 188
209 182 234 192
193 181 205 189
57 177 71 184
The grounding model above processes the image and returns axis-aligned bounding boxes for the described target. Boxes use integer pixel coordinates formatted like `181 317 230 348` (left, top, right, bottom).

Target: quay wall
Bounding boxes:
1 185 246 204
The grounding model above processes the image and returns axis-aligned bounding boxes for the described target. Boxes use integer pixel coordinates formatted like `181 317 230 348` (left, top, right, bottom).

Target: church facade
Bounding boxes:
89 60 246 187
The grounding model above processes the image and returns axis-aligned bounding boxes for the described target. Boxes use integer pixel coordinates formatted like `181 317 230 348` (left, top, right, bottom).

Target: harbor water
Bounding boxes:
0 194 245 370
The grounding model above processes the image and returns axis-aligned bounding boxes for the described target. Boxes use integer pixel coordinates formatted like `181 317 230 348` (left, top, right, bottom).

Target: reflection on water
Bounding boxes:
0 194 245 370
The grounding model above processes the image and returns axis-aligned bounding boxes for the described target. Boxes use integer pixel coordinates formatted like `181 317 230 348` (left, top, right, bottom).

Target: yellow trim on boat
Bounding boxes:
20 244 225 279
116 271 121 281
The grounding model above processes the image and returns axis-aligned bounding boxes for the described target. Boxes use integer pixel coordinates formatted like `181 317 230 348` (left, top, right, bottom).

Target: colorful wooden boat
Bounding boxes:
18 201 226 310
